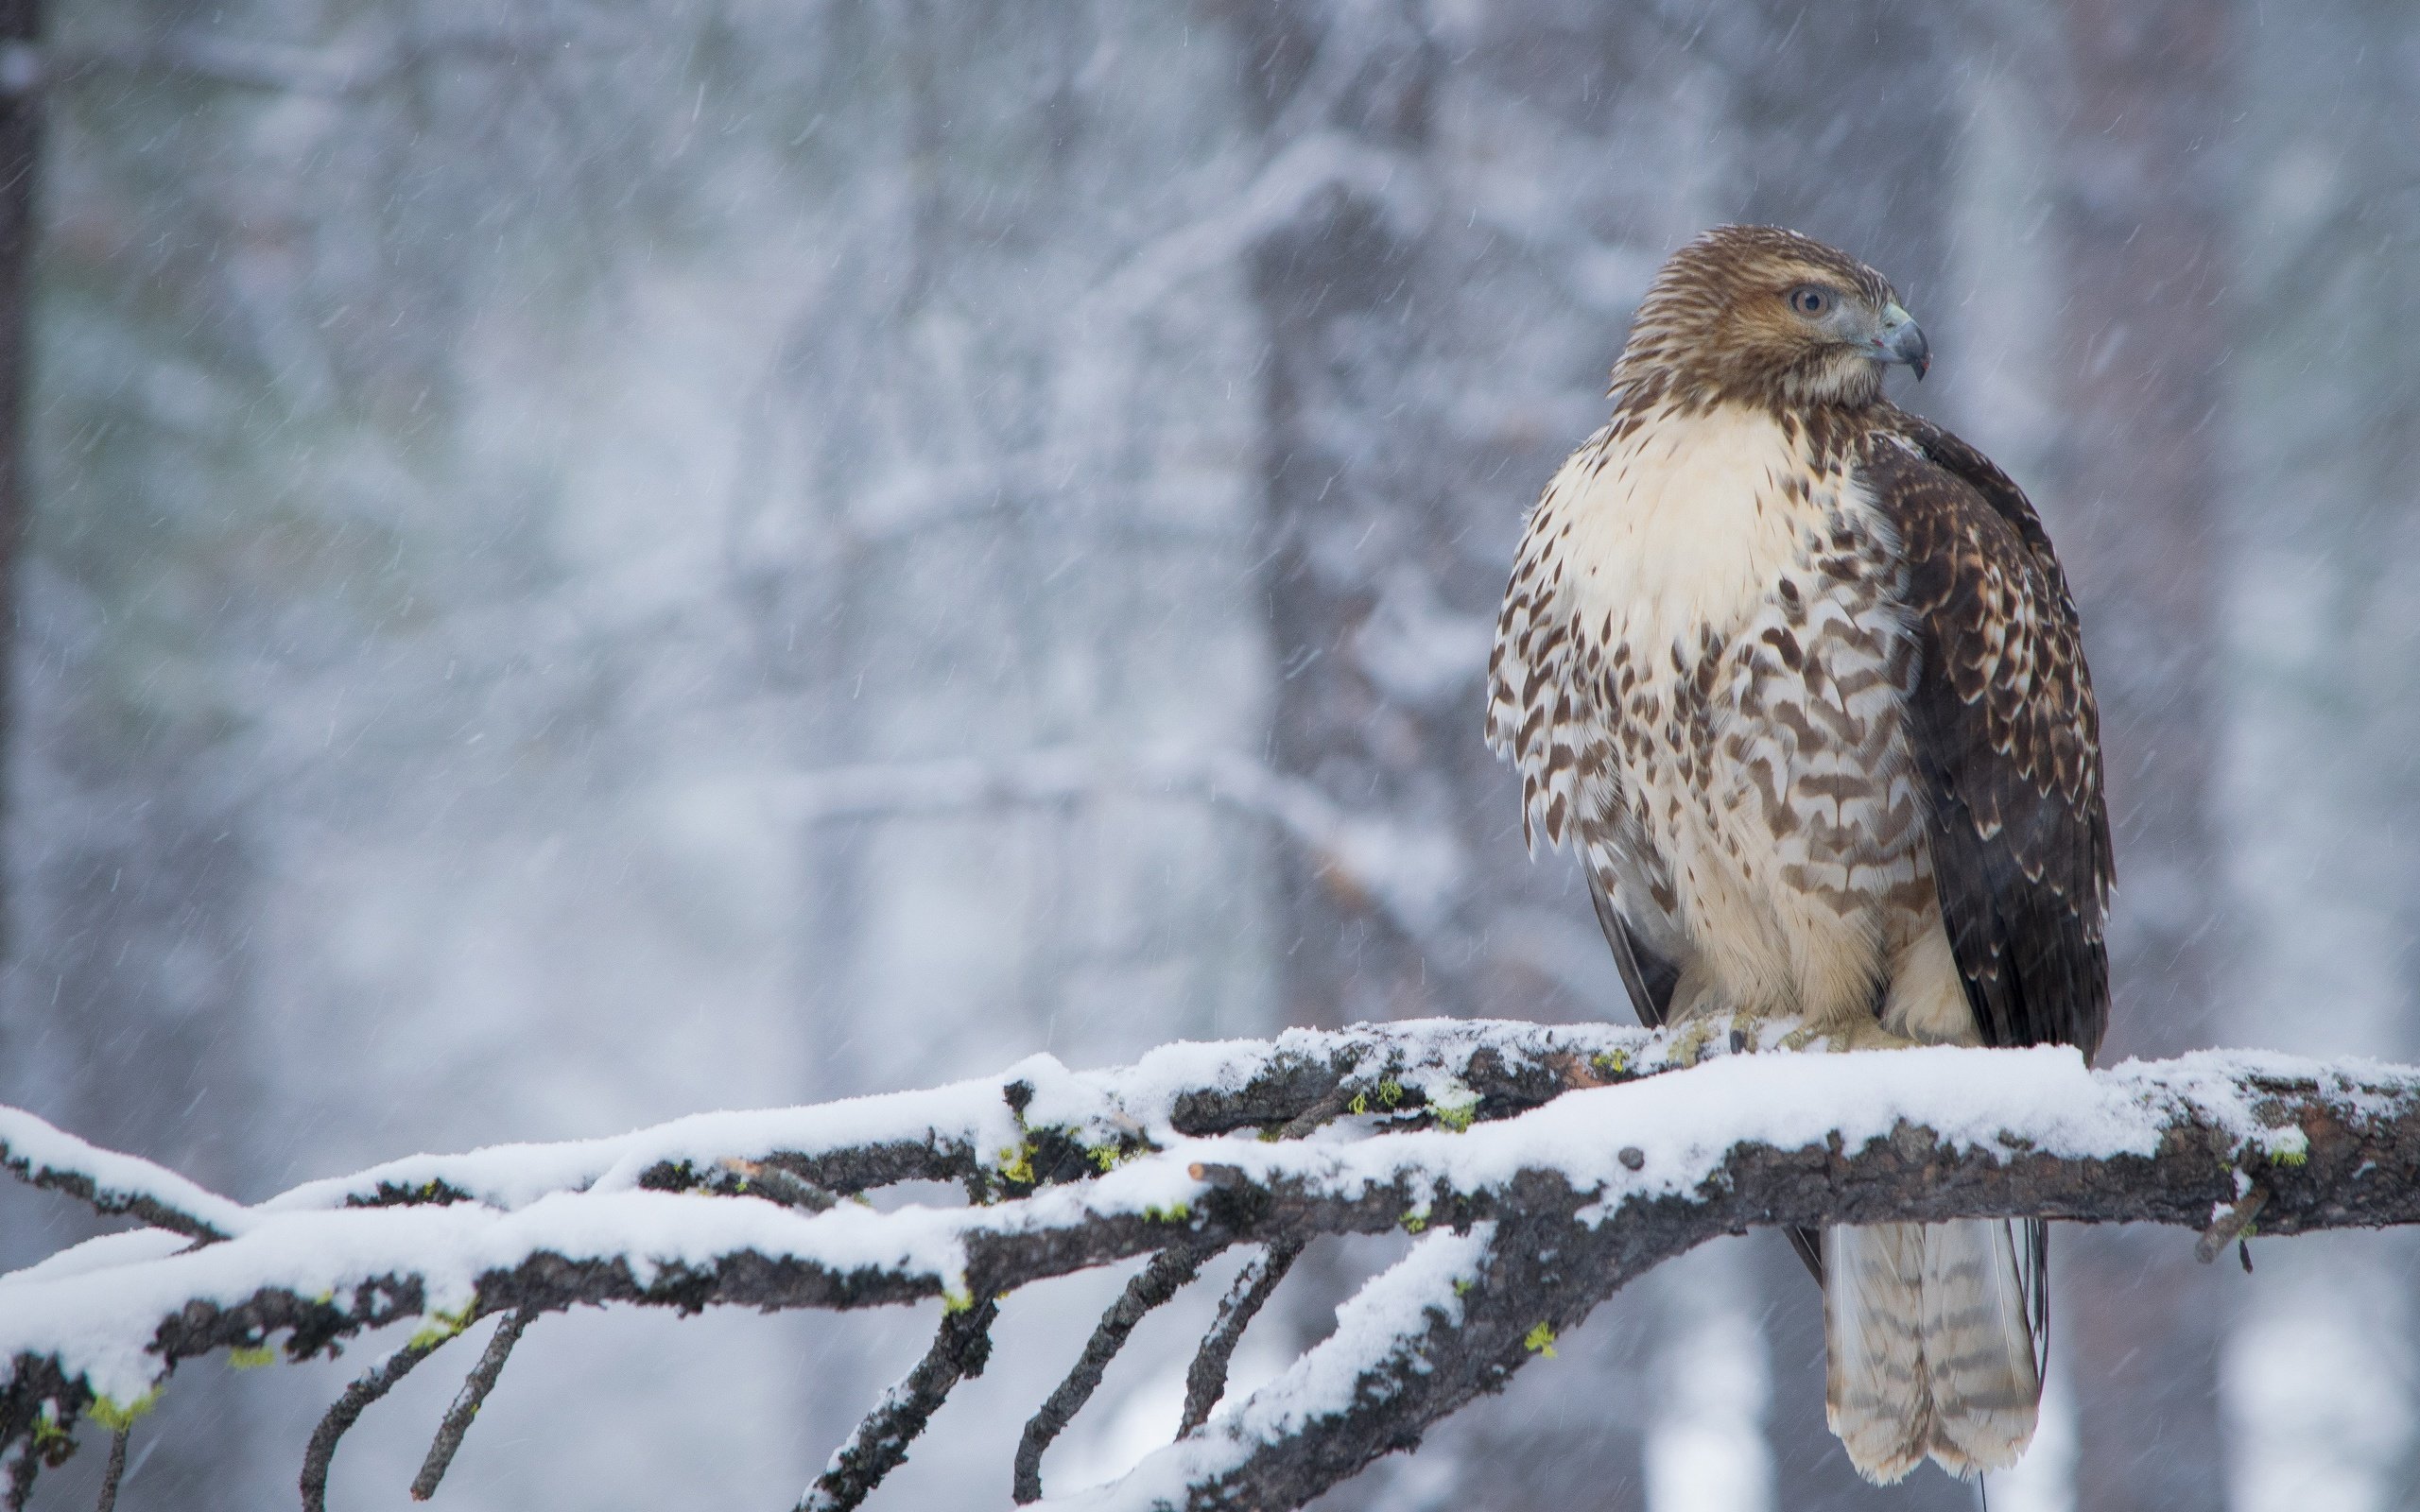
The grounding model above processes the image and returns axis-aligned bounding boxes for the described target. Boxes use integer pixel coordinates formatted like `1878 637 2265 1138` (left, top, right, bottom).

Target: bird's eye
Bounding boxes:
1789 286 1831 316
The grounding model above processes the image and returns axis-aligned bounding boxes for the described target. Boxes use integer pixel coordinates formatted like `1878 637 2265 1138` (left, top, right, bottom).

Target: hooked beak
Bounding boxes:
1875 301 1929 381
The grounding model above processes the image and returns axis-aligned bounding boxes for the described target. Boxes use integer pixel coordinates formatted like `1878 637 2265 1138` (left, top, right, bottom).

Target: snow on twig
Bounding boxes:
2 1025 2416 1511
1178 1240 1305 1436
799 1297 1000 1512
408 1308 535 1502
1015 1244 1225 1503
0 1105 250 1243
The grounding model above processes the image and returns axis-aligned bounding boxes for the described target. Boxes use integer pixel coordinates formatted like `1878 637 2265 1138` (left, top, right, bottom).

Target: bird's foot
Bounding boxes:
1666 1019 1722 1067
1785 1019 1924 1053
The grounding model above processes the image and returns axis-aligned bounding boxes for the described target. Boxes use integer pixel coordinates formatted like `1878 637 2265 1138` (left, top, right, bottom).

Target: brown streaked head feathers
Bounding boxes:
1614 225 1925 414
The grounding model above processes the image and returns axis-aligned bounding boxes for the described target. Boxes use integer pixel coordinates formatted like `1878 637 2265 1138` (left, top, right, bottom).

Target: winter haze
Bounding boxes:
4 3 2416 1510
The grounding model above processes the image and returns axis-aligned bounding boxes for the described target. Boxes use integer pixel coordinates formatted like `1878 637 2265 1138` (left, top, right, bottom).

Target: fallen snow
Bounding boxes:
1041 1226 1496 1510
0 1105 256 1238
249 1018 1652 1215
0 1028 2391 1427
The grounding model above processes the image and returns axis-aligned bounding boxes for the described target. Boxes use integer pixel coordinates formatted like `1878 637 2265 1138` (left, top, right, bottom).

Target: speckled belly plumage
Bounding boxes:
1489 402 1962 1036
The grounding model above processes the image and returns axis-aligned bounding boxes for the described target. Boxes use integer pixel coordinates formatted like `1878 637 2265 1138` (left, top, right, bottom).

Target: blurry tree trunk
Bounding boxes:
2048 4 2232 1508
2218 3 2420 1503
0 0 36 966
1723 4 1954 310
1236 0 1470 1036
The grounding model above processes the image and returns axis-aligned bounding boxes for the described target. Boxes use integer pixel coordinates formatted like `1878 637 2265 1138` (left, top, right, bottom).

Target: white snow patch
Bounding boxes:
0 1031 2381 1440
1042 1226 1494 1510
0 1106 255 1237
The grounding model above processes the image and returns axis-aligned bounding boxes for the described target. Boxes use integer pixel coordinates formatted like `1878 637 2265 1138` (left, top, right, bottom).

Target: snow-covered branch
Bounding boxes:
6 1022 2416 1511
0 1107 247 1244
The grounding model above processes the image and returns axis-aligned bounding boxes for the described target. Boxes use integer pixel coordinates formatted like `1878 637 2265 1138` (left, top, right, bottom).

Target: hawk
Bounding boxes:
1485 225 2111 1483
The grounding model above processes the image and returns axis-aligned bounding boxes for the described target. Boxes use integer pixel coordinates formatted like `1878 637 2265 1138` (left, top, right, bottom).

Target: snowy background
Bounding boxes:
3 3 2417 1509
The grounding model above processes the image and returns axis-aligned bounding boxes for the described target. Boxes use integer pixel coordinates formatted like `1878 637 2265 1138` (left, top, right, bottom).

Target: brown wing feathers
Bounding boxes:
1861 412 2113 1062
1585 869 1679 1028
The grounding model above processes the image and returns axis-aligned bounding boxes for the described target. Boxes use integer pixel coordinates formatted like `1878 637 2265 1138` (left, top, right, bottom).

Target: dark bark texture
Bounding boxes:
4 1028 2416 1511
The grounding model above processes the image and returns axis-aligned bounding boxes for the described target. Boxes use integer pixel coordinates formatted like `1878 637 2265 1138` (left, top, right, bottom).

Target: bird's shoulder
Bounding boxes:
1853 405 2065 565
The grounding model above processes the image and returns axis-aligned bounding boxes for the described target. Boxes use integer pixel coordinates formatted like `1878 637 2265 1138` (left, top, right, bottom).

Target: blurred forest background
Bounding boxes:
2 2 2415 1509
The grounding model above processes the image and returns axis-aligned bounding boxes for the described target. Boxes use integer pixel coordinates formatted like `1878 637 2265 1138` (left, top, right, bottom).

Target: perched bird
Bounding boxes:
1485 225 2111 1483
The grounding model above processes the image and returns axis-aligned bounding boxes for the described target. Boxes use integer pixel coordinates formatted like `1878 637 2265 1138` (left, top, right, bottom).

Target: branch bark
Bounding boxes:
1178 1240 1303 1435
408 1309 533 1502
1015 1244 1222 1503
0 1106 245 1242
798 1297 998 1512
1 1027 2413 1512
301 1331 450 1512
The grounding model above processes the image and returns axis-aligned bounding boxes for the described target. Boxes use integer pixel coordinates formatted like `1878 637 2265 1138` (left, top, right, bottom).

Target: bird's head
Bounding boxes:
1614 225 1928 412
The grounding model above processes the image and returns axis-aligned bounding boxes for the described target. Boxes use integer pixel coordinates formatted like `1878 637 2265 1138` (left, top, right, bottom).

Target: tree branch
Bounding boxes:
0 1105 246 1242
409 1309 534 1501
799 1297 999 1512
235 1017 1654 1220
1015 1245 1223 1503
95 1428 127 1512
301 1330 451 1512
52 21 610 98
1 1029 2412 1511
1179 1240 1305 1435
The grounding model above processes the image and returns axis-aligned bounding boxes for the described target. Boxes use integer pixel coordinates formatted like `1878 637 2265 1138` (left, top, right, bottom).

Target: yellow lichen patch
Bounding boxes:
995 1142 1036 1186
407 1301 478 1352
88 1387 164 1433
1426 1077 1481 1132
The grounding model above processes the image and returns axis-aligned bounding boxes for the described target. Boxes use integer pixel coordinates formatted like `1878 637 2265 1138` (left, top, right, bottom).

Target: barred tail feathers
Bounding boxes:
1824 1222 1929 1483
1920 1217 2042 1471
1824 1220 2040 1484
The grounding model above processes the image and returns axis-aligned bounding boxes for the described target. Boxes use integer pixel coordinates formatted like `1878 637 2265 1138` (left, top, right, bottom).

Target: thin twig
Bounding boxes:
1180 1238 1306 1435
5 1442 34 1512
1013 1244 1221 1503
1275 1090 1354 1143
2197 1184 2270 1263
95 1429 128 1512
409 1310 535 1501
1167 1076 1332 1438
0 1108 243 1242
301 1332 452 1512
57 23 592 99
798 1297 999 1512
717 1158 838 1213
